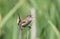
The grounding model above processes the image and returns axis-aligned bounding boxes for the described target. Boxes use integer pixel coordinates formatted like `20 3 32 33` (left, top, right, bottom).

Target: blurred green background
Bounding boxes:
0 0 60 39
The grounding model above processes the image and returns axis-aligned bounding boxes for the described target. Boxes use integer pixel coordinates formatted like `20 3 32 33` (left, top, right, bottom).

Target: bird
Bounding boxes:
17 15 32 29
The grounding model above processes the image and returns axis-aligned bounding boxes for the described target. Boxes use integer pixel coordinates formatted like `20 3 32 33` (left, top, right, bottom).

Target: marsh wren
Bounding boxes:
17 15 32 29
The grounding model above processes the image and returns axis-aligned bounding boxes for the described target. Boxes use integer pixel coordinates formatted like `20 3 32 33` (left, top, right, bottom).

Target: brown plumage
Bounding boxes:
17 15 32 28
17 16 21 25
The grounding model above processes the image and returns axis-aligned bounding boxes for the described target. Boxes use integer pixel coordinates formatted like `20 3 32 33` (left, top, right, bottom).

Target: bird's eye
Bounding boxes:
22 21 25 23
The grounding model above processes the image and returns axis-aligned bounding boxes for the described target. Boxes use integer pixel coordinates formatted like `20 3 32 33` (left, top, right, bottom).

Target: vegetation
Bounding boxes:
0 0 60 39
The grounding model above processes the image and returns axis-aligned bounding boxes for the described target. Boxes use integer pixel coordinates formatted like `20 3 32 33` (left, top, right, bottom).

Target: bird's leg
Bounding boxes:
27 26 31 30
19 24 22 39
19 24 23 30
